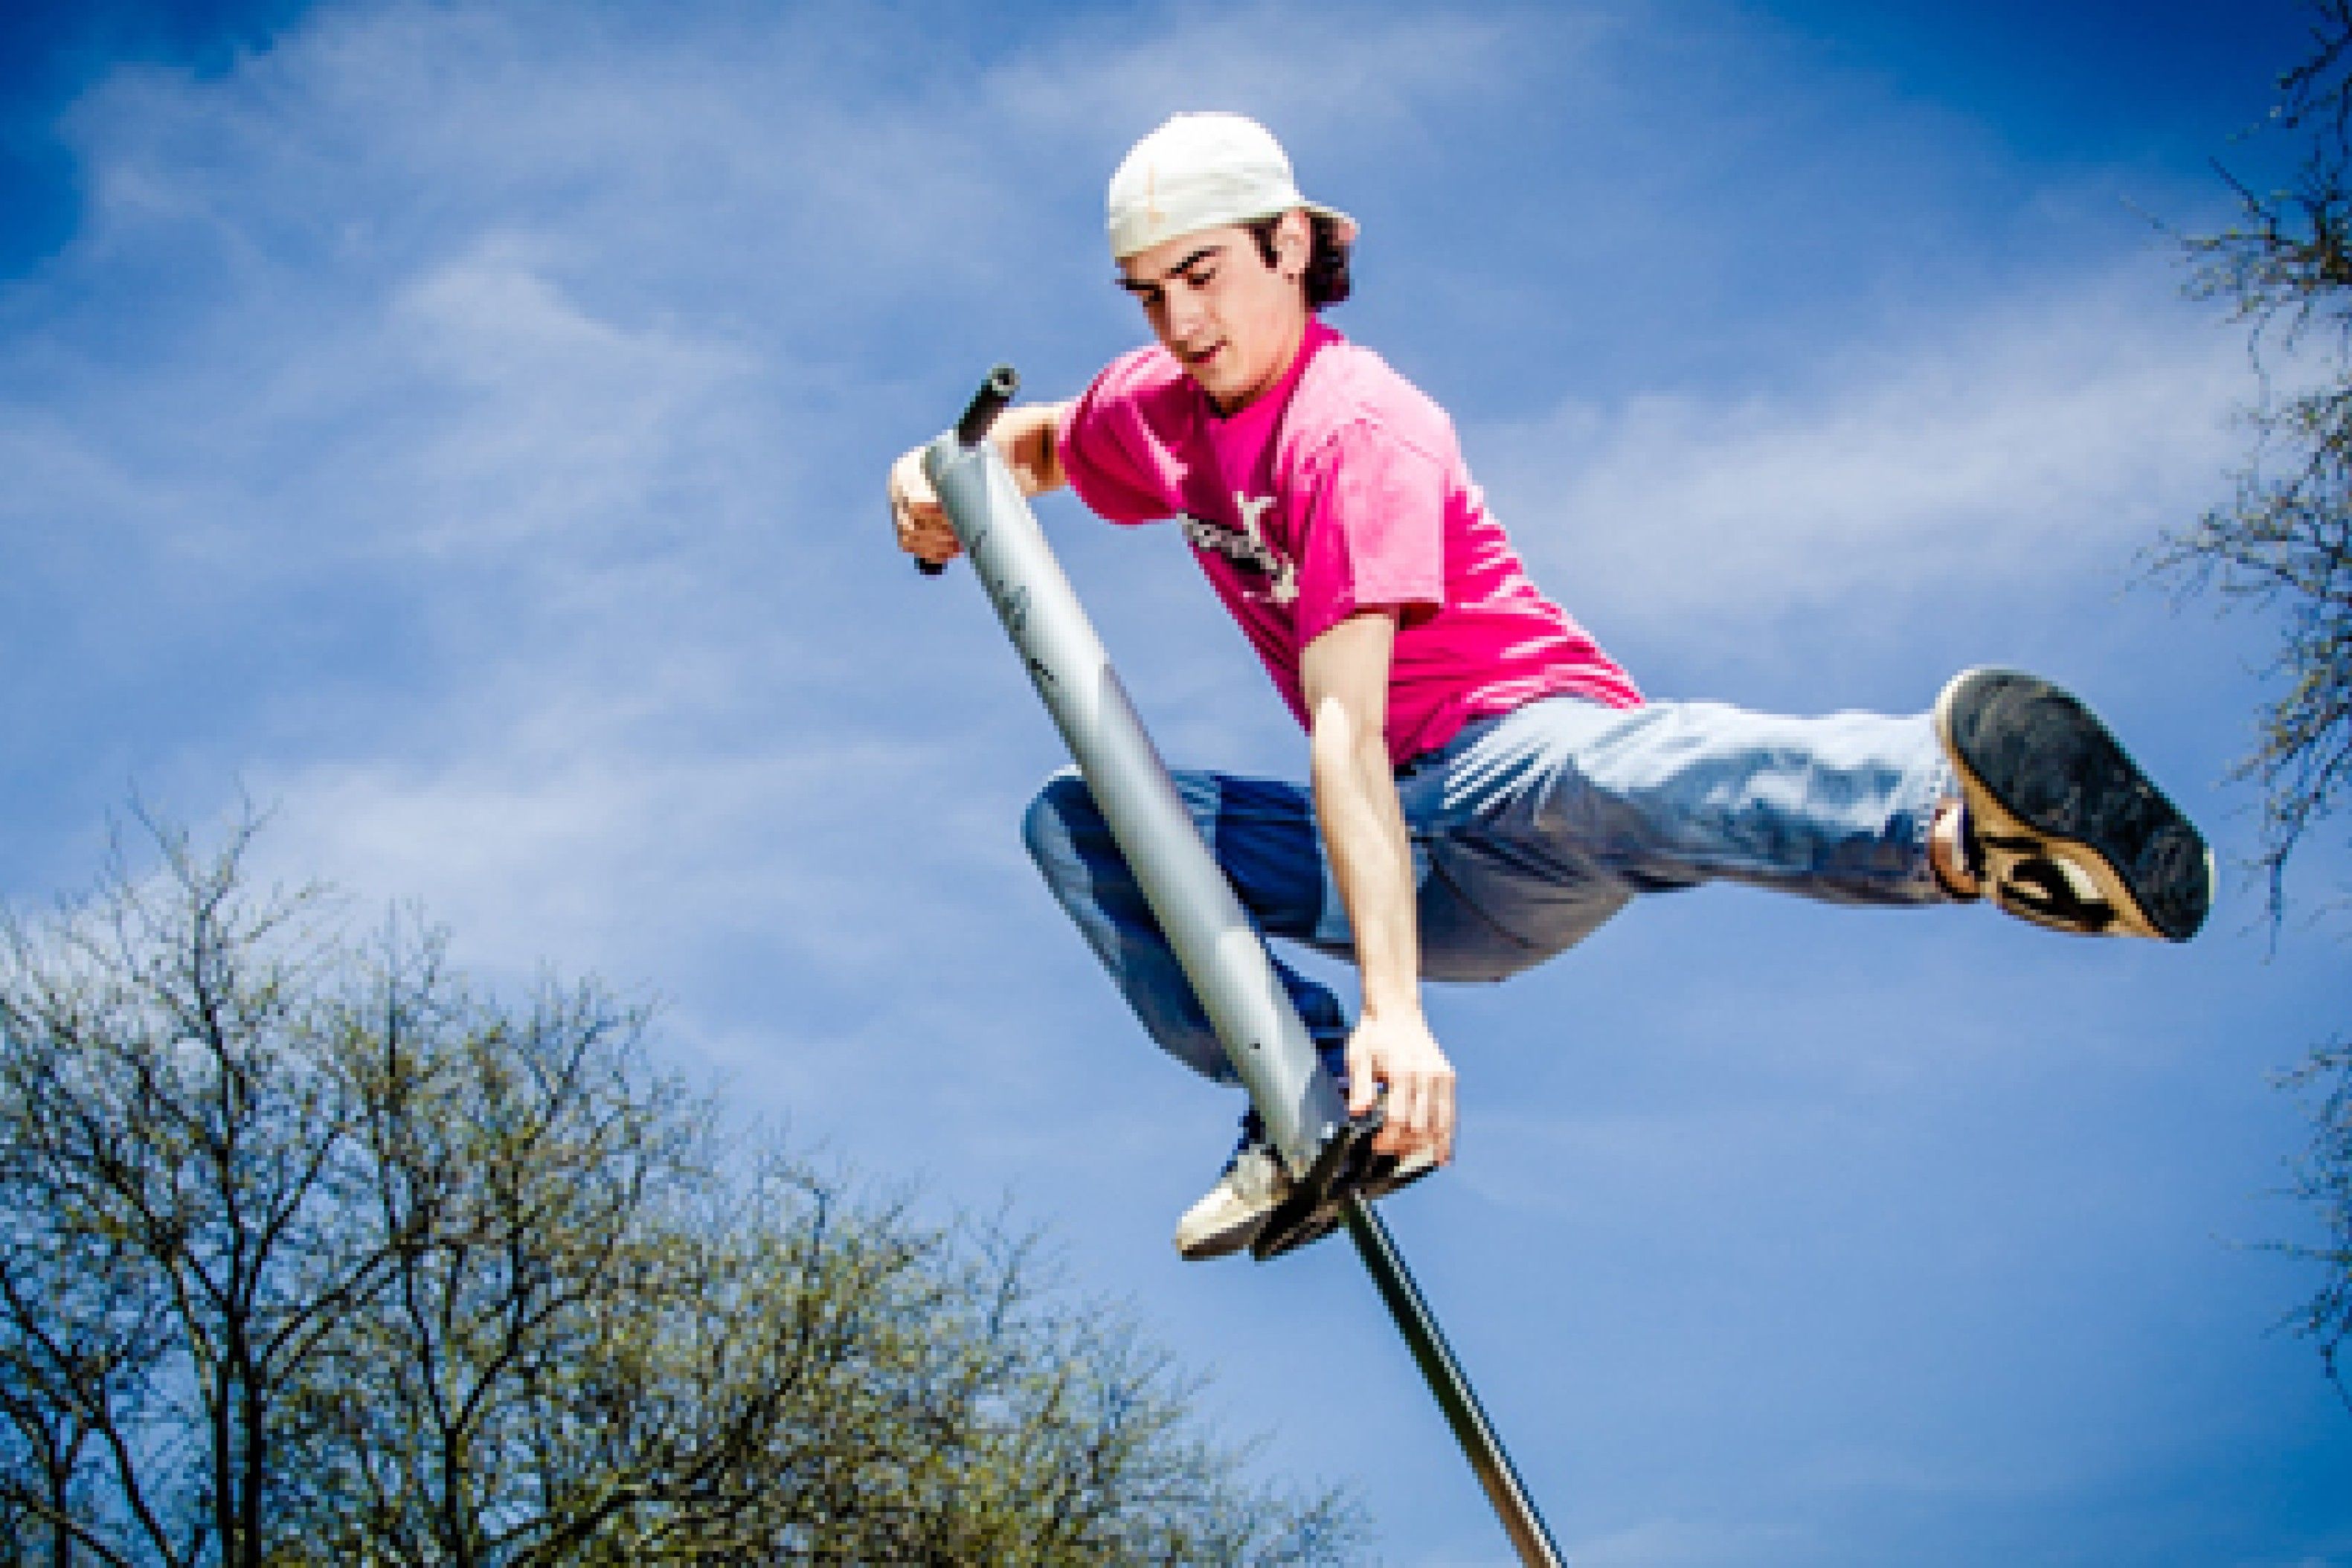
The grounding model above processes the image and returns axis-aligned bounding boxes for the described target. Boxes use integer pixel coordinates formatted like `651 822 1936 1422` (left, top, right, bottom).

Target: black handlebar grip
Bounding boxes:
955 363 1021 448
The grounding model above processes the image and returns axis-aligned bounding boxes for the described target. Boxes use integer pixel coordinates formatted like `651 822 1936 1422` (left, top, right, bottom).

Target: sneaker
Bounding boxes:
1174 1136 1291 1262
1172 1108 1440 1262
1932 668 2212 942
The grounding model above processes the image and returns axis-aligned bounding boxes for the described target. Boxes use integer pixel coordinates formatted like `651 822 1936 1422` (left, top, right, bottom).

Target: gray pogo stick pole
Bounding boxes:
922 367 1566 1567
922 366 1346 1173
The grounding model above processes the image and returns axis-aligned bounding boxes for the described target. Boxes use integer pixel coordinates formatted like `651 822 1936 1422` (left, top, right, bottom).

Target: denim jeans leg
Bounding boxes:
1021 768 1351 1085
1415 697 1955 965
1021 697 1956 1070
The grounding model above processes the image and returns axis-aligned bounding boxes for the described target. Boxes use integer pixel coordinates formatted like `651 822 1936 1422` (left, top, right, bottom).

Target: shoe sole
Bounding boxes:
1175 1154 1288 1262
1932 669 2211 942
1175 1206 1273 1262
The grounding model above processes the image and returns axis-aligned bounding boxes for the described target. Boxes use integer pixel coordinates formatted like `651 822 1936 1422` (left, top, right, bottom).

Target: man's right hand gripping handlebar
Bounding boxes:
888 444 960 575
890 376 1070 577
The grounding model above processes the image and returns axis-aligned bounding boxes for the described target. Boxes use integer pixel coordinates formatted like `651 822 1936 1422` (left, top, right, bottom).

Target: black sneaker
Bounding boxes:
1932 668 2212 942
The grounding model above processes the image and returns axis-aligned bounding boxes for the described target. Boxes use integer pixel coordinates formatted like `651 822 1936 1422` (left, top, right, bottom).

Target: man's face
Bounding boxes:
1118 212 1309 414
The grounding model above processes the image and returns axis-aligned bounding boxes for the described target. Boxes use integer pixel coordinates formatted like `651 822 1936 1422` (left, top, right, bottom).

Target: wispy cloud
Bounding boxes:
0 0 1562 965
1475 268 2247 650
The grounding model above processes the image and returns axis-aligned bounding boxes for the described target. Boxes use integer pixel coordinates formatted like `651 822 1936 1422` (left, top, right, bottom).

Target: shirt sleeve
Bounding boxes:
1055 360 1183 526
1290 417 1448 650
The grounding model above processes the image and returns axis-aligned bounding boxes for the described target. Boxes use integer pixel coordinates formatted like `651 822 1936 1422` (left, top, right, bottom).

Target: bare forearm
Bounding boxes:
1300 611 1453 1162
1311 706 1421 1022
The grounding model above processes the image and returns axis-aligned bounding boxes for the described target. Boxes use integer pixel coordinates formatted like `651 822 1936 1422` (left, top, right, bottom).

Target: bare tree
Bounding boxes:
0 1195 163 1568
2271 1043 2352 1404
2170 0 2352 908
0 813 1361 1564
0 815 388 1567
2172 0 2352 1403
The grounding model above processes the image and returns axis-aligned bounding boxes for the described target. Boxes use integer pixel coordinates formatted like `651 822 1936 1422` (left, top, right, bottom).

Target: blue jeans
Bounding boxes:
1021 695 1956 1085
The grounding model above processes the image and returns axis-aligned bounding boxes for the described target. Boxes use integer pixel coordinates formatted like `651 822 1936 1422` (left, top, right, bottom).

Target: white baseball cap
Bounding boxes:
1106 112 1358 262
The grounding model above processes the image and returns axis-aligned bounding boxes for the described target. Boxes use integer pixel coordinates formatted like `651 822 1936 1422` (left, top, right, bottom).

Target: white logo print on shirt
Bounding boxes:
1177 490 1299 605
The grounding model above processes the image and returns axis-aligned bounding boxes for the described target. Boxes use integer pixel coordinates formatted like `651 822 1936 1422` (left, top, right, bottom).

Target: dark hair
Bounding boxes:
1246 210 1352 309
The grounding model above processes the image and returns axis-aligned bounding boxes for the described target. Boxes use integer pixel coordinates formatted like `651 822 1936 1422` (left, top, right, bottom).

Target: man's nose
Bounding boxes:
1164 286 1205 342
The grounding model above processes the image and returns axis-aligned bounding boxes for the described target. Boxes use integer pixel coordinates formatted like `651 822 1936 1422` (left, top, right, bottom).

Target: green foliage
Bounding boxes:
0 813 1363 1566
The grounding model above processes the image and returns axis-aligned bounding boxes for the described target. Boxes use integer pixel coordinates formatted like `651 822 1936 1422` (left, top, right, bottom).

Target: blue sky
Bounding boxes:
3 2 2348 1564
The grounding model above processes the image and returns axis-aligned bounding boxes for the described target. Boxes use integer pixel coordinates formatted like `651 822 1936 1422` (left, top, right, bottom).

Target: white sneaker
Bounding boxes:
1174 1142 1290 1262
1172 1133 1441 1262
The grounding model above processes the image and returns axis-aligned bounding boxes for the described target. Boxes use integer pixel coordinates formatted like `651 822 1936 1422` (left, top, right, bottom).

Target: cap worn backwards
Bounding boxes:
1106 112 1359 261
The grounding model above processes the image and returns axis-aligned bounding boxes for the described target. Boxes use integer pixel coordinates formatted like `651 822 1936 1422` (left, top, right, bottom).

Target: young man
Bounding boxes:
887 112 2211 1262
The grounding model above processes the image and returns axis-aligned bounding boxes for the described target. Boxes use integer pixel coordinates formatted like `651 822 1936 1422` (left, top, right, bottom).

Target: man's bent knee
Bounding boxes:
1021 768 1099 879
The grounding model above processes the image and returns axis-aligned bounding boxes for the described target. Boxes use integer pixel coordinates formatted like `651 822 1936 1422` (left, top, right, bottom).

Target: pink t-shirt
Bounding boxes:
1055 318 1642 765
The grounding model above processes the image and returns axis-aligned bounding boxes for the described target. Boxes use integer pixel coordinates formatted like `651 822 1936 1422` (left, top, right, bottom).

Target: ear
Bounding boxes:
1273 208 1313 276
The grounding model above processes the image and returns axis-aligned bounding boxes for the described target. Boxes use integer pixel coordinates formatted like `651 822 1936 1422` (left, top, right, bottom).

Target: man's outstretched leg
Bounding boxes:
1930 668 2212 941
1410 673 2211 952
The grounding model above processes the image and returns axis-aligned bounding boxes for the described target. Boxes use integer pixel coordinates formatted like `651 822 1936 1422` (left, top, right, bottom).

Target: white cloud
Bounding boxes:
0 0 1559 977
1475 268 2249 646
979 0 1531 144
255 740 930 974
